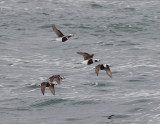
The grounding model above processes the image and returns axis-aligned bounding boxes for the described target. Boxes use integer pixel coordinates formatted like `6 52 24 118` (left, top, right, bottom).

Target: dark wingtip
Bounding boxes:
41 90 45 95
109 71 112 78
95 71 98 76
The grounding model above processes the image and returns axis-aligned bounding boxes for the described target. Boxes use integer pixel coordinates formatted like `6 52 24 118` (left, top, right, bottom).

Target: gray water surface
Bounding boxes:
0 0 160 124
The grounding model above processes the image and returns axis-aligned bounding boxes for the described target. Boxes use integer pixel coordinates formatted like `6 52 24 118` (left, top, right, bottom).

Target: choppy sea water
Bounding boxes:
0 0 160 124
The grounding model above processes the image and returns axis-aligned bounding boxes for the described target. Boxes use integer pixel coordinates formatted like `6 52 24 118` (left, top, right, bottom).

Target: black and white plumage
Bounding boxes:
40 75 64 95
95 64 112 78
82 59 100 65
77 52 100 65
52 24 74 42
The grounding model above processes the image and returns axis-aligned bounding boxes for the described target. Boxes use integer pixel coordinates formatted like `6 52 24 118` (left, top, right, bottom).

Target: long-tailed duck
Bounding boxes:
40 75 64 95
95 64 112 78
77 52 100 65
52 24 74 42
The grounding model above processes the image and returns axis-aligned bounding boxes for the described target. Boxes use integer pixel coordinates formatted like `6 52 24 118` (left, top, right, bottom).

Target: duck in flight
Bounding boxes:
95 64 112 78
52 24 74 42
77 52 100 65
40 75 64 95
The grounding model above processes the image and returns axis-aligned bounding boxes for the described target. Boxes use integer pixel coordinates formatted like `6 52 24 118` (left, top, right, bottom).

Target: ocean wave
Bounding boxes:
31 98 70 107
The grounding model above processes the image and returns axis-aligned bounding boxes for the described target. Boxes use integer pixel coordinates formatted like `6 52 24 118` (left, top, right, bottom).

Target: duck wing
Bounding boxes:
52 24 64 37
49 75 55 83
41 82 48 95
56 78 61 84
77 52 94 60
105 65 112 78
95 65 101 76
49 84 55 95
53 75 61 84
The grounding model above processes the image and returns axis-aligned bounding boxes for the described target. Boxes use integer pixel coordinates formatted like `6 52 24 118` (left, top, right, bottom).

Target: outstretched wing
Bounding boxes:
49 84 55 95
105 65 112 78
49 75 54 83
95 65 100 76
56 78 61 84
41 82 47 95
52 24 64 37
77 52 94 60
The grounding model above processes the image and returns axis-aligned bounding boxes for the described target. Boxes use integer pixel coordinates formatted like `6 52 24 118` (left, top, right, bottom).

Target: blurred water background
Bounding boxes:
0 0 160 123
